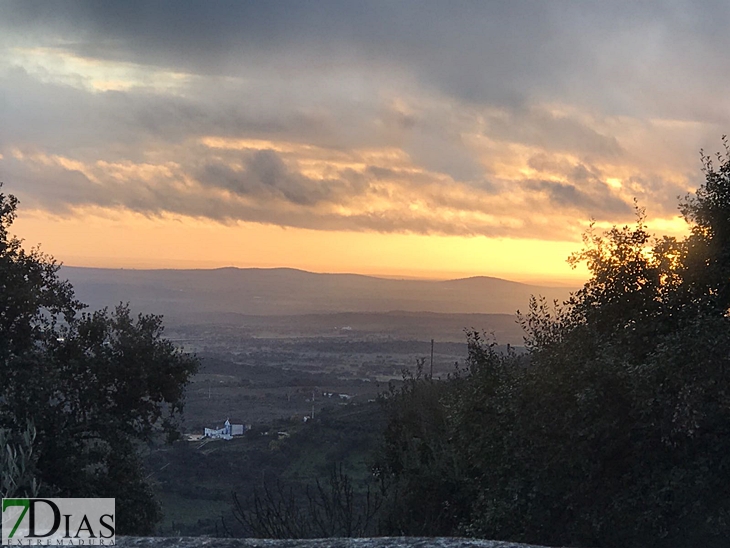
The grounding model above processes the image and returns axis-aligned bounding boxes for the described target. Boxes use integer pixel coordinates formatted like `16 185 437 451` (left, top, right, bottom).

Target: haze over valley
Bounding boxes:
62 266 571 318
60 264 569 432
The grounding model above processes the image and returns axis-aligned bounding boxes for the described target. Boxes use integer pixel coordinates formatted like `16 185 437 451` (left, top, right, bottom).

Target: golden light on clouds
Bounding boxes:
2 2 725 284
4 116 702 282
14 207 588 284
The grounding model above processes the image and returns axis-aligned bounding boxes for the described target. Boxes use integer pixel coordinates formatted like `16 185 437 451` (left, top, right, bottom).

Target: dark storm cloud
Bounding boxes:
522 158 634 218
4 0 730 119
0 66 387 166
0 62 486 185
485 107 625 160
0 68 324 152
1 1 552 108
197 150 369 206
1 0 726 239
525 180 632 218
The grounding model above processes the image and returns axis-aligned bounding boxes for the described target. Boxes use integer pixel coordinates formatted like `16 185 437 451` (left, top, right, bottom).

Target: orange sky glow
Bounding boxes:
15 207 593 284
2 3 723 284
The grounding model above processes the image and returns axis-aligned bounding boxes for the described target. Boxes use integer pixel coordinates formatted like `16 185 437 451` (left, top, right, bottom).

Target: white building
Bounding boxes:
204 419 246 440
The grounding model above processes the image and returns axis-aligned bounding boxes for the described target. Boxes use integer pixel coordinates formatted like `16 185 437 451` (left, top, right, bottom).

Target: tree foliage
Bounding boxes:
0 422 41 499
0 185 199 534
232 464 382 539
376 358 470 535
377 141 730 547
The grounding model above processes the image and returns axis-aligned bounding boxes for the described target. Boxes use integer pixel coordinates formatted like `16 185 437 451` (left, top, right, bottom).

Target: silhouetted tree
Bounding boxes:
377 140 730 548
0 184 199 534
232 464 382 538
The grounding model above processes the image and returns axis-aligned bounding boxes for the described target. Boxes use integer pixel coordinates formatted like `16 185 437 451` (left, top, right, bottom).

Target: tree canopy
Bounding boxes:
0 185 199 534
377 141 730 547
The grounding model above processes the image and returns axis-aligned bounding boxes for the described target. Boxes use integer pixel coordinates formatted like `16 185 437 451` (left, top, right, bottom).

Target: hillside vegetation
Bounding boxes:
376 144 730 547
148 143 730 547
0 185 199 534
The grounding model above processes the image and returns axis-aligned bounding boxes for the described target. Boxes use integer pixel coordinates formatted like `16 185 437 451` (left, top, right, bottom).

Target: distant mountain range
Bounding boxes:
60 266 575 321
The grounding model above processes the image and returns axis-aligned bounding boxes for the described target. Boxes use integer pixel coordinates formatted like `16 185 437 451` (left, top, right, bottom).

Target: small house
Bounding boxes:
204 418 247 440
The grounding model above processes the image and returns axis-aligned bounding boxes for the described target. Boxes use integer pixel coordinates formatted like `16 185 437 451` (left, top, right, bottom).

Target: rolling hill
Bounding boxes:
60 266 574 320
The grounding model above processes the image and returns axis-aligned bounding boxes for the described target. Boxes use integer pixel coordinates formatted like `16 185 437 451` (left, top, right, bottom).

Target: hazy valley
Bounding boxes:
60 266 571 427
61 266 571 318
58 266 572 535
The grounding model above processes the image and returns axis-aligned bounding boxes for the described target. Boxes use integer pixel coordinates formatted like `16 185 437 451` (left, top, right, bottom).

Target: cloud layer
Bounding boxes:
1 1 728 241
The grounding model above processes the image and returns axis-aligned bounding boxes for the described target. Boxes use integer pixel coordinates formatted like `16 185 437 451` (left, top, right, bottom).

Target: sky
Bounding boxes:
1 1 729 283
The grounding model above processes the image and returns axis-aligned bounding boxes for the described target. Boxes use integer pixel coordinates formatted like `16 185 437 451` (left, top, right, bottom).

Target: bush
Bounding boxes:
0 422 40 498
0 185 199 533
375 142 730 548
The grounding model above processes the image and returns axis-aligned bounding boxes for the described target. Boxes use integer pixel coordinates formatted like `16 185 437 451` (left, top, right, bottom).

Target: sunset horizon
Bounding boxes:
0 1 718 287
13 205 591 285
4 3 730 543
